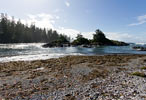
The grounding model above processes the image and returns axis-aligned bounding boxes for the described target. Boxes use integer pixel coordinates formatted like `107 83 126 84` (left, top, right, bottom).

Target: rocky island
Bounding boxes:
42 29 129 48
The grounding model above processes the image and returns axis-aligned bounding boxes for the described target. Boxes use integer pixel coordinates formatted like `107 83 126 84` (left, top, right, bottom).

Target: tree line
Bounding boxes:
0 13 70 43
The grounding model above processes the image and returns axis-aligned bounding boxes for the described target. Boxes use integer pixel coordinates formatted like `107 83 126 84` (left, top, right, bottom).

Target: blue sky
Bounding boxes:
1 0 146 43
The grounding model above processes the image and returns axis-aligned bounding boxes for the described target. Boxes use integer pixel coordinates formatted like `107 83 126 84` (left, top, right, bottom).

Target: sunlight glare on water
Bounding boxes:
0 43 146 62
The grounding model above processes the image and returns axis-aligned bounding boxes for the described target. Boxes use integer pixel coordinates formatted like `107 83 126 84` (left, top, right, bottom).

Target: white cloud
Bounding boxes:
57 27 80 39
82 32 94 39
105 32 146 43
19 13 60 29
65 1 70 7
27 13 55 29
129 14 146 26
105 32 132 41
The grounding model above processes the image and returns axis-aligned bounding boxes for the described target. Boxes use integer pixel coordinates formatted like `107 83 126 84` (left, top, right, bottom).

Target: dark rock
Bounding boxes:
133 46 146 51
90 93 99 100
42 42 70 48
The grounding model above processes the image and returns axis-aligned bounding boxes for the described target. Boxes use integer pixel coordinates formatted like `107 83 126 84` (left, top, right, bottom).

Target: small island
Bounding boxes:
42 29 129 48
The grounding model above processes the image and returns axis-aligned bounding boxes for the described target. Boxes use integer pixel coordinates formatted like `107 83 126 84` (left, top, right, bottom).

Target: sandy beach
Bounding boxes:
0 54 146 100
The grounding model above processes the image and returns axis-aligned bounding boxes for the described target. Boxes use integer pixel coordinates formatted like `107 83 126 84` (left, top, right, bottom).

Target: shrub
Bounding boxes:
141 66 146 70
131 72 146 77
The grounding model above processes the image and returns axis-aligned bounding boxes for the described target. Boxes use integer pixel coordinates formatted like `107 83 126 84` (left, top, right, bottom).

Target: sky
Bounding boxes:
1 0 146 43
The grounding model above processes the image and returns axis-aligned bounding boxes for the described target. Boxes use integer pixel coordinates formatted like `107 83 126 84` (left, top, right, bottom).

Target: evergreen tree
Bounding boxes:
72 33 89 45
93 29 106 42
0 14 69 43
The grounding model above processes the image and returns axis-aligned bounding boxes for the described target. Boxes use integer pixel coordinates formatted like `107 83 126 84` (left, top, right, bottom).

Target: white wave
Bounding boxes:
135 43 146 45
0 53 84 63
0 43 44 49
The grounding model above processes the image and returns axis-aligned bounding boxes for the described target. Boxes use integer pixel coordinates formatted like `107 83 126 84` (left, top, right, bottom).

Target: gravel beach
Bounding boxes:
0 54 146 100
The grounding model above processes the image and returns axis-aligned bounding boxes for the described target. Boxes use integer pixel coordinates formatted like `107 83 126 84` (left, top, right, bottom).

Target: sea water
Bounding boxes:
0 43 146 62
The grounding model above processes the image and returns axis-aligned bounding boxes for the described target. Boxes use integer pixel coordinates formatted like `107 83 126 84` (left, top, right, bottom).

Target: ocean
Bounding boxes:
0 43 146 62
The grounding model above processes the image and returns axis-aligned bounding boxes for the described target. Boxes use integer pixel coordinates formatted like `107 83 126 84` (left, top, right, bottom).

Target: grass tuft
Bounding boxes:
141 66 146 70
131 72 146 77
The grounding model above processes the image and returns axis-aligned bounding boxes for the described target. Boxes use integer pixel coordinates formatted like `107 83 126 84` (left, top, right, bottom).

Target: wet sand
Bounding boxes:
0 54 146 100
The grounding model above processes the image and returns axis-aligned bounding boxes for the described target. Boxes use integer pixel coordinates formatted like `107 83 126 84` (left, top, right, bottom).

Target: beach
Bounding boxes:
0 54 146 100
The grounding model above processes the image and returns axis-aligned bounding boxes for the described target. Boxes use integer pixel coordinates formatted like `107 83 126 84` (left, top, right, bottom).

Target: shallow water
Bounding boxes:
0 43 146 62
